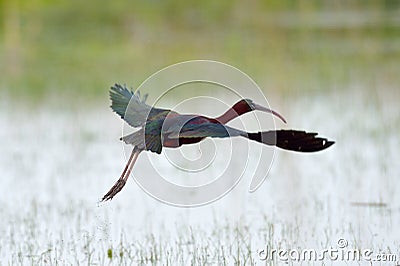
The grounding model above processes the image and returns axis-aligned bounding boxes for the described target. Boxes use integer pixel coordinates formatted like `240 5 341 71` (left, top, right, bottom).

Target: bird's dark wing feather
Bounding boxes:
248 130 334 152
273 130 334 152
110 84 168 128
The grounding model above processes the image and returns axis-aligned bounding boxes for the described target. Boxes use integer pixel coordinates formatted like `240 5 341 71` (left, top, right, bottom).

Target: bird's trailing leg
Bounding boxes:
102 147 141 201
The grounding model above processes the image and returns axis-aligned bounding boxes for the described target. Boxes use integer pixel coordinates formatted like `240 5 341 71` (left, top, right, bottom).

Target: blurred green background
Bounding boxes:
1 0 399 103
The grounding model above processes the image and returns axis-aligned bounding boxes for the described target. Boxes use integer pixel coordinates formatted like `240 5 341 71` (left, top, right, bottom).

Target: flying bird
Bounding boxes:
102 84 334 201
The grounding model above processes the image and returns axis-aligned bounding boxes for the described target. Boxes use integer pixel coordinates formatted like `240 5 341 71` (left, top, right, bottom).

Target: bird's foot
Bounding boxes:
101 179 126 201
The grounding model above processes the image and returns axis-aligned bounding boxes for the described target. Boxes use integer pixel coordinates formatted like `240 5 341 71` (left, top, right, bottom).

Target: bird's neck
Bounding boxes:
215 108 237 124
215 103 250 124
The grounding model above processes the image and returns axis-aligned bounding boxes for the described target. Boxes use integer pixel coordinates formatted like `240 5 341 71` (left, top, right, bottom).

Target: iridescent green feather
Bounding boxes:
109 84 167 128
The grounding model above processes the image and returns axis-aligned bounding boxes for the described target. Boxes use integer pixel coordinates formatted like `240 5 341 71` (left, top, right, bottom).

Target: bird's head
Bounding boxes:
234 99 287 124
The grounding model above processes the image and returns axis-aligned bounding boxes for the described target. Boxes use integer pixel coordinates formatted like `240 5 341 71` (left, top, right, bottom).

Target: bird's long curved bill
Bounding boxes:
101 148 141 201
254 103 287 124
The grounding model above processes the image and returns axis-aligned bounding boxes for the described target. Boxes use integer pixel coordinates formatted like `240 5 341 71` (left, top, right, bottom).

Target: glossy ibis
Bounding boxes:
102 84 334 201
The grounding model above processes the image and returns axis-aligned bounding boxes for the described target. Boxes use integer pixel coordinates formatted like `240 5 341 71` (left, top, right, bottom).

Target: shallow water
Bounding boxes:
0 87 399 265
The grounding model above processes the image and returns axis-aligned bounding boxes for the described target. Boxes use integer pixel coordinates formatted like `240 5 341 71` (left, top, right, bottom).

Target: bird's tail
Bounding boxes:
246 130 334 152
120 129 162 154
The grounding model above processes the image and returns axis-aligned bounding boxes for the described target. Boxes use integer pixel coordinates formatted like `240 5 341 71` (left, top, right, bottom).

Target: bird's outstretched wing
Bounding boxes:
110 84 168 128
167 123 334 153
167 123 243 139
